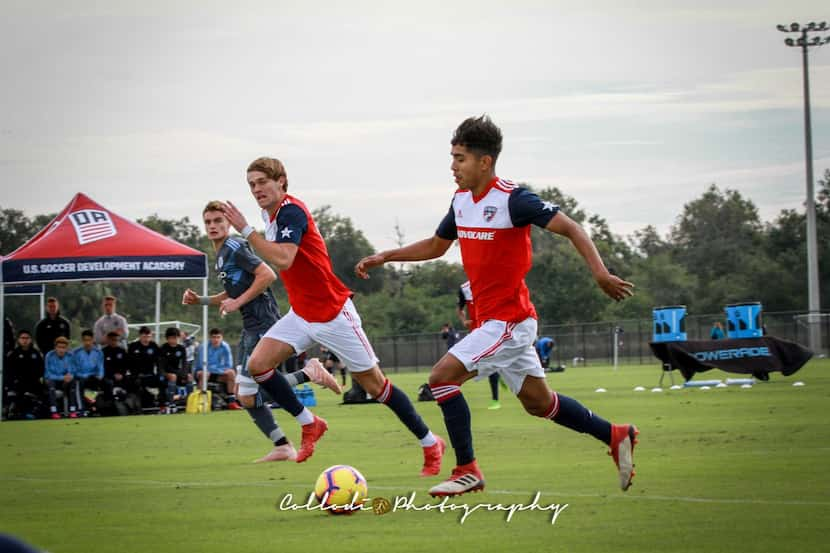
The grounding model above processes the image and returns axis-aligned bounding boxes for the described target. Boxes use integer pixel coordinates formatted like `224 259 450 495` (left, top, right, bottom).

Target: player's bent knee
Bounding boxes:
523 402 549 417
352 369 384 397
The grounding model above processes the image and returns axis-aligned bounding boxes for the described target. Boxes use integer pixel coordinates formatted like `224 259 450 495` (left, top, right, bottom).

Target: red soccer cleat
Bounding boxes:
428 460 485 497
296 416 328 463
226 401 243 410
68 412 79 419
420 436 446 477
609 423 639 491
50 413 62 420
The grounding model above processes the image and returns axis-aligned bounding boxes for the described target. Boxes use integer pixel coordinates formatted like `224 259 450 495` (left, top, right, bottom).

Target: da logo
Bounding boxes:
69 209 116 245
483 206 498 222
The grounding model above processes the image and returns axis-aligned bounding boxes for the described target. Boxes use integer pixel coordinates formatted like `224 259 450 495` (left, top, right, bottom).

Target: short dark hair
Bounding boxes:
165 327 181 338
209 328 223 336
106 331 120 338
451 115 502 161
46 297 58 303
17 330 31 338
81 329 93 338
139 326 152 335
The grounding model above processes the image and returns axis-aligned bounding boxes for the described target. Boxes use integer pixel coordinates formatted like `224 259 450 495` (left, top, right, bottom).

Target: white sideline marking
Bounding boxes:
3 476 829 507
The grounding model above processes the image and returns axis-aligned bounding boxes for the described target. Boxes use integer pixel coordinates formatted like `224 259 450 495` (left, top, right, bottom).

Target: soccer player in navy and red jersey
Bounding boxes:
183 201 340 462
356 115 638 497
219 157 445 473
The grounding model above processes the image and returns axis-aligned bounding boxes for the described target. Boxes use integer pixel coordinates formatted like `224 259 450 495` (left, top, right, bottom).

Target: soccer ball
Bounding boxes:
314 465 368 515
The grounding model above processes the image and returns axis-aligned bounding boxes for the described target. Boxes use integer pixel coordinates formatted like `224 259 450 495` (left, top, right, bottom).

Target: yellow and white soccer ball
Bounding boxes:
314 465 368 515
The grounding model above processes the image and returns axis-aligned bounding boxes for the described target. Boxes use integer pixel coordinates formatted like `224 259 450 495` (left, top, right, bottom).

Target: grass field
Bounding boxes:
1 360 828 553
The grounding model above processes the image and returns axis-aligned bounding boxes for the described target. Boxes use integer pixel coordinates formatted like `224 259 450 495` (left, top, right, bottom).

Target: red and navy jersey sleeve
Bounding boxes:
436 203 458 240
508 188 559 228
275 204 308 246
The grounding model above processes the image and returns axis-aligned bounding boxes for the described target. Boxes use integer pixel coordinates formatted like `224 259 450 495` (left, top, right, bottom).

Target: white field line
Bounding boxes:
2 476 829 507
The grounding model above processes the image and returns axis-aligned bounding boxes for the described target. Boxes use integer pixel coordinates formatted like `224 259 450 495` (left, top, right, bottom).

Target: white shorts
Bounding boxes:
449 317 544 395
263 298 379 373
237 371 258 397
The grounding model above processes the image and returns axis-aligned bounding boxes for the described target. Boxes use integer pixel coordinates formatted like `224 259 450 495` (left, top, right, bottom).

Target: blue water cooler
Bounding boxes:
725 302 763 339
652 305 687 342
295 384 317 407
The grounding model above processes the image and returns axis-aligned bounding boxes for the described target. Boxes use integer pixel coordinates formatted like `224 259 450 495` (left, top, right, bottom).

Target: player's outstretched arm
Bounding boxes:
355 235 453 279
182 288 228 306
545 212 634 302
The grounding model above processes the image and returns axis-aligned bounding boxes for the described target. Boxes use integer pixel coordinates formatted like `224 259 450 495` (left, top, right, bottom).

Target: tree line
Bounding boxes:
2 169 828 343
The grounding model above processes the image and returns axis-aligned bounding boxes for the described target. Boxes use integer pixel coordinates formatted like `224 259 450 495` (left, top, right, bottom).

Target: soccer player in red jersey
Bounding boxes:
356 115 638 496
220 158 445 473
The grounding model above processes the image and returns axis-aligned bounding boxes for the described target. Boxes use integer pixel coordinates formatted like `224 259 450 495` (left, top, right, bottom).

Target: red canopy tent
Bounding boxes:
1 193 210 418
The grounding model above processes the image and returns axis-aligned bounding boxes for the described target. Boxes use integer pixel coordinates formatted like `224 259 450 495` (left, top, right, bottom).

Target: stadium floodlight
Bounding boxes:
777 20 830 354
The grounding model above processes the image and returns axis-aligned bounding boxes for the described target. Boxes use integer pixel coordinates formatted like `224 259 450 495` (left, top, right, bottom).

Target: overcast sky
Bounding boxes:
1 0 828 258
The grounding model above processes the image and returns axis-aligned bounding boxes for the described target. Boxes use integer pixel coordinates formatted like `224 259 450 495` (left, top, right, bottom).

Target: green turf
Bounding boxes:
1 360 828 553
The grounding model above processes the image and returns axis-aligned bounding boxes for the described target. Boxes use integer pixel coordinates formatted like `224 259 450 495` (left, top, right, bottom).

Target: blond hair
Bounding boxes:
202 200 225 215
247 157 288 192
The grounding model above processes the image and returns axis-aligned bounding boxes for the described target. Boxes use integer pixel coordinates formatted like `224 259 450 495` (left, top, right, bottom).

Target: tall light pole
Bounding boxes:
777 21 829 353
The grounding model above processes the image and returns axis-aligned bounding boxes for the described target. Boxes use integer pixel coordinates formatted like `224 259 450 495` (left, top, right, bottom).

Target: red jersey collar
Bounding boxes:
472 176 499 203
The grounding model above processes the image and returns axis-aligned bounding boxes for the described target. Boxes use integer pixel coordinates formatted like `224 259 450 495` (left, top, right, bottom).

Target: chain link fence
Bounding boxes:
363 310 829 373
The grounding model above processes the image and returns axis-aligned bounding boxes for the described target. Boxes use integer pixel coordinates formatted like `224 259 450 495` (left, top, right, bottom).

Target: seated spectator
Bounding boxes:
158 327 193 413
5 330 44 420
44 337 78 419
102 331 138 415
72 329 109 416
195 328 241 409
35 297 71 354
127 326 162 411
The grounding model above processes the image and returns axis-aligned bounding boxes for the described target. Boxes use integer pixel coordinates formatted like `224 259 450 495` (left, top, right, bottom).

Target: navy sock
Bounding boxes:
430 383 474 466
253 368 305 417
488 373 499 401
377 379 429 440
548 393 611 444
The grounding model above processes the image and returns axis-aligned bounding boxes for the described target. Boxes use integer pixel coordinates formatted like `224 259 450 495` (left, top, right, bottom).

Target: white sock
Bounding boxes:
419 431 437 447
295 407 314 425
